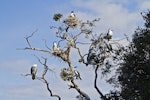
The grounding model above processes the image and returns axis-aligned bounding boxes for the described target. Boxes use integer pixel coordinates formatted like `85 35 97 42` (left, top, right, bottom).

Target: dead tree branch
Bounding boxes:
63 44 91 99
17 47 53 53
41 77 61 100
35 56 61 100
21 55 61 100
24 29 38 48
71 80 91 100
75 46 87 65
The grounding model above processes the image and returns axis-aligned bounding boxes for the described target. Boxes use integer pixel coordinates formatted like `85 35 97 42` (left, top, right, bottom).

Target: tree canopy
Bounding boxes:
117 11 150 100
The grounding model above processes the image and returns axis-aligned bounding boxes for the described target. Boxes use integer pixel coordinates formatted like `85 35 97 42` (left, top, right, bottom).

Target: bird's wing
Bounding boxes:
31 67 33 74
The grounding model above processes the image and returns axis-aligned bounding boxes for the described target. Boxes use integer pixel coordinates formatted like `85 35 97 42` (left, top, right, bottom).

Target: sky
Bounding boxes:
0 0 150 100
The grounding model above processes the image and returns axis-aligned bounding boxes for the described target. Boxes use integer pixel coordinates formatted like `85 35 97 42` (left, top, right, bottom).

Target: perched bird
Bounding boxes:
104 29 113 41
53 42 59 51
63 32 69 40
31 64 37 80
74 70 82 80
70 11 76 18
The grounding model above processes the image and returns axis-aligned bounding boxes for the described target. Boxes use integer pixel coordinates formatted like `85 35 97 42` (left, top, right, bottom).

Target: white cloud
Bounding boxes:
140 1 150 10
72 0 143 38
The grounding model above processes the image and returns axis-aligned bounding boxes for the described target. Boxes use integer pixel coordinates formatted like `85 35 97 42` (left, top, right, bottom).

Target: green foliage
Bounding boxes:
118 11 150 100
141 10 150 28
53 13 63 21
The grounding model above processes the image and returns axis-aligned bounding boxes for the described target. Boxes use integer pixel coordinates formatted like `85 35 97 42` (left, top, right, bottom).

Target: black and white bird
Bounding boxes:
31 64 37 80
53 41 59 51
74 70 82 80
70 11 76 18
104 29 113 41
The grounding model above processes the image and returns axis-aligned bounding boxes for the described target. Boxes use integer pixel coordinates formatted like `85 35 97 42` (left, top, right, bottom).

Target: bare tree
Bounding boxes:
19 12 125 100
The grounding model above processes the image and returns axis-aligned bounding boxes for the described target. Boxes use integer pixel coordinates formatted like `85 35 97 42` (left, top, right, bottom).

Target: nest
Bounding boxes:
60 68 74 81
64 16 79 28
60 68 81 81
52 49 68 62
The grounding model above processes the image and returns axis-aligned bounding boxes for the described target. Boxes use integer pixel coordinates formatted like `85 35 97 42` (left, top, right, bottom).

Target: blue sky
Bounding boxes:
0 0 150 100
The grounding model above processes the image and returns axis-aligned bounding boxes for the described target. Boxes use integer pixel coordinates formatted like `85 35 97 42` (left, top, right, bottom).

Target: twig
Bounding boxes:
21 74 31 76
17 29 53 54
42 78 61 100
17 47 53 53
24 29 38 48
76 42 91 45
36 76 61 100
43 39 52 50
75 47 87 65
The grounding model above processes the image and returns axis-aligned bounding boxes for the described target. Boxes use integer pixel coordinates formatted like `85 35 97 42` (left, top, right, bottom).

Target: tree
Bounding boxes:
19 12 125 100
117 11 150 99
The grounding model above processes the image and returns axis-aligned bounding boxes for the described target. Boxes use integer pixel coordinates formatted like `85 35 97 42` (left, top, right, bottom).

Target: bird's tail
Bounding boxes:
32 74 35 80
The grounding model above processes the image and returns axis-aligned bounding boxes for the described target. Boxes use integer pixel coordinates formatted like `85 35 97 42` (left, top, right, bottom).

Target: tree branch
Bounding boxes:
94 65 106 99
43 39 52 51
24 29 38 48
65 45 90 99
17 29 53 54
36 57 61 100
75 46 87 65
41 78 61 100
22 56 61 100
70 80 91 100
17 47 53 53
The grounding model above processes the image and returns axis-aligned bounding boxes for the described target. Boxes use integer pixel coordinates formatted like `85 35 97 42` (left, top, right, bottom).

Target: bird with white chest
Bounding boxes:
74 70 82 80
31 64 37 80
70 11 76 18
104 29 113 41
53 41 59 51
108 29 113 37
